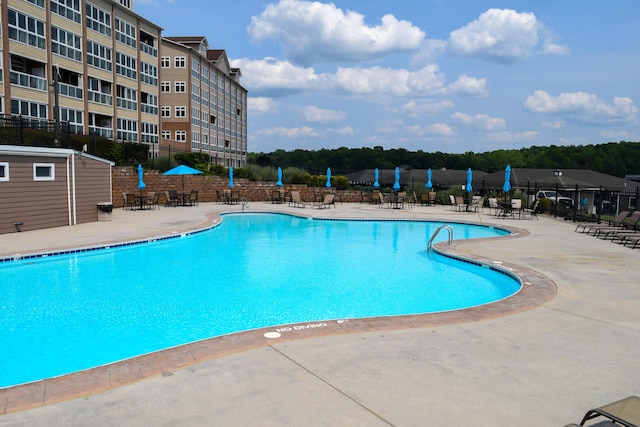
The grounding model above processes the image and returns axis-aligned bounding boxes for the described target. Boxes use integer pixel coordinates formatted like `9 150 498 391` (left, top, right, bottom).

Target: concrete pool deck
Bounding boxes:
0 202 638 426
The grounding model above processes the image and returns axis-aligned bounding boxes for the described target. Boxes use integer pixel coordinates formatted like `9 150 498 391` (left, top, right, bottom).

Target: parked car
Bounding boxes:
536 190 574 210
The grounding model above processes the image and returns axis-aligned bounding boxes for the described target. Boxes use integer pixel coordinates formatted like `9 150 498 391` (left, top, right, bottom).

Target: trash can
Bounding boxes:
97 202 113 222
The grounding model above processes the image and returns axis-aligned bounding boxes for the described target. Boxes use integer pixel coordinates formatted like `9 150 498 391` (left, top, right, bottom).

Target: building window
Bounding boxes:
175 130 186 142
115 17 136 48
50 0 81 24
60 107 83 133
51 26 82 62
161 106 171 117
175 81 186 93
117 118 137 142
140 61 158 86
33 163 55 181
115 52 137 79
86 4 111 37
11 99 47 119
161 130 171 139
174 56 186 68
161 56 170 68
0 162 9 181
175 106 186 117
161 81 171 92
8 9 46 49
87 40 112 71
630 197 637 210
116 85 137 111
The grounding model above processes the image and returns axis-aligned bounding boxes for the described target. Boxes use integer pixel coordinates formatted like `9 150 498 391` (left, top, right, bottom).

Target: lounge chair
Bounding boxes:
590 211 640 238
312 194 335 209
378 191 391 208
567 395 640 427
125 193 137 210
617 233 640 249
288 190 305 208
122 192 135 210
575 210 629 233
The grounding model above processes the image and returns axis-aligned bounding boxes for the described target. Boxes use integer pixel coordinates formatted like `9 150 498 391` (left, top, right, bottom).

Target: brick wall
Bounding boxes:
112 166 366 207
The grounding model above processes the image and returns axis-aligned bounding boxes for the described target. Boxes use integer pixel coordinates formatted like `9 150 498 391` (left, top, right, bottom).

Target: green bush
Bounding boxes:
537 198 551 213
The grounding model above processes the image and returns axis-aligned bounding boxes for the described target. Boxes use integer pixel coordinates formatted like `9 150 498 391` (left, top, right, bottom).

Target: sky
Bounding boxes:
136 0 640 154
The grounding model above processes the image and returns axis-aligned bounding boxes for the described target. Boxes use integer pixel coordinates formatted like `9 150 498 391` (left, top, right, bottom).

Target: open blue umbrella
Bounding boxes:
503 165 512 192
373 168 380 189
426 168 432 190
276 167 283 187
137 164 146 191
163 164 203 194
326 167 331 188
466 168 473 192
229 166 234 188
393 167 400 191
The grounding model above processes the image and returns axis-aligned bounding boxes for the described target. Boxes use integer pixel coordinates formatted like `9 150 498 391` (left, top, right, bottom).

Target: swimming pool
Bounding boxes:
0 213 517 388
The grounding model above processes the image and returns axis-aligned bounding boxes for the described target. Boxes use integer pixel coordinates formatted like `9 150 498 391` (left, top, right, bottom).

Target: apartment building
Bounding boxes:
161 36 247 168
0 0 161 155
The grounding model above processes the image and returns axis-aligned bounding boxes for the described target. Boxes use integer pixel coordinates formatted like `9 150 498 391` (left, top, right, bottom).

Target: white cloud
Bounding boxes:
447 74 488 97
447 9 568 63
332 65 446 97
329 126 356 136
302 106 346 123
451 112 506 131
230 57 318 95
542 120 565 129
524 90 638 124
249 97 278 114
408 123 456 136
248 0 424 66
399 100 454 118
259 126 319 137
485 130 539 143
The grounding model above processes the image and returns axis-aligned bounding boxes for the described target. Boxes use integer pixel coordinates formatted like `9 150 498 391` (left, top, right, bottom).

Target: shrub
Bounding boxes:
537 198 552 213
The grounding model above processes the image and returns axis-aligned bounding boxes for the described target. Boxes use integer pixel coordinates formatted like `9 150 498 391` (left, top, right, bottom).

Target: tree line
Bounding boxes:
249 141 640 178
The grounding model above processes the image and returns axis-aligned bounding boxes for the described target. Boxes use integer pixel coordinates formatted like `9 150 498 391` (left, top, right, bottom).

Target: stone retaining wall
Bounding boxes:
112 166 367 207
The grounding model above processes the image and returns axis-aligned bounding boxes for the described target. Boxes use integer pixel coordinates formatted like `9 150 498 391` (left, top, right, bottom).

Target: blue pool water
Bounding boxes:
0 213 516 388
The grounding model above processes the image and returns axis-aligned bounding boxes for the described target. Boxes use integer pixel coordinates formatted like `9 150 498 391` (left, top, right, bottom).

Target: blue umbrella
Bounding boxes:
503 165 512 193
229 166 234 188
393 167 400 191
137 164 146 191
466 168 473 192
426 168 432 190
326 167 331 188
163 164 203 194
373 168 380 189
276 167 283 187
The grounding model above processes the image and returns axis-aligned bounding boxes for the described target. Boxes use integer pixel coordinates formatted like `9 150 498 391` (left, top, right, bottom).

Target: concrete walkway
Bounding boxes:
0 202 638 426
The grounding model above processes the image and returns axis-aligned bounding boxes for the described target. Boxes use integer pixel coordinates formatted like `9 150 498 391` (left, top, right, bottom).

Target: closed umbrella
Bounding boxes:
276 167 283 187
373 168 379 189
137 164 146 209
466 168 473 193
229 166 234 188
426 168 432 190
503 165 512 192
326 167 331 188
393 167 400 191
163 164 203 195
503 165 511 201
137 164 146 192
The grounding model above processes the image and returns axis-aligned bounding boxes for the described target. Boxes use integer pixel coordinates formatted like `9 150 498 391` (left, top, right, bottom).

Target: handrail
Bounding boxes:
427 225 453 251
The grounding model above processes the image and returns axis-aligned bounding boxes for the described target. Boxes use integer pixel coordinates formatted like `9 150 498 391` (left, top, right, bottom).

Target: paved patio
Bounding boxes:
0 202 637 426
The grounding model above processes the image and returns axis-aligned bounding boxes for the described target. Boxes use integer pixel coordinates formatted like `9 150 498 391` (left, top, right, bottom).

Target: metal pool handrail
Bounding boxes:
427 224 453 251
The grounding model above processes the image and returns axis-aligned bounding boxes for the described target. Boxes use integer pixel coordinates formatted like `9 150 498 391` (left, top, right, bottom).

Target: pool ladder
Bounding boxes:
427 225 453 251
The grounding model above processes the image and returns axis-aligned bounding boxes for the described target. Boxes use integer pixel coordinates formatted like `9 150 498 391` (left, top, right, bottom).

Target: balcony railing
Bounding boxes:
10 70 47 91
